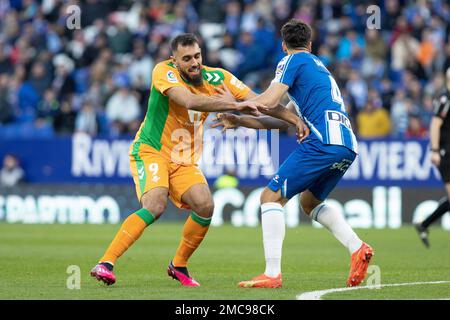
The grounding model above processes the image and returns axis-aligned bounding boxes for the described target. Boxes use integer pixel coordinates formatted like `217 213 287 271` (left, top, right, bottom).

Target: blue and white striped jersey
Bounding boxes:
272 52 358 153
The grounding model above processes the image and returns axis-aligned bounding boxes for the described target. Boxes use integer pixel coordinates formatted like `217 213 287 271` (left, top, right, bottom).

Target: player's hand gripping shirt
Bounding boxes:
132 59 250 164
272 52 358 153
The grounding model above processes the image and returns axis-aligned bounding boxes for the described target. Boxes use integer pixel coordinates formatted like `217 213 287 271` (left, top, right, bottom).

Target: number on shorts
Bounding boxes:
149 163 159 176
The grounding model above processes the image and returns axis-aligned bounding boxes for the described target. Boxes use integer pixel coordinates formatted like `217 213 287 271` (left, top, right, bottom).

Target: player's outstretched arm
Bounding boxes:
211 113 290 131
166 86 263 115
249 82 289 109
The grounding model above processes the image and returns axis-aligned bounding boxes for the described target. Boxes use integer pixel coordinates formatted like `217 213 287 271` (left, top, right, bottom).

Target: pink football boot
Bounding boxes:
90 263 116 286
167 262 200 287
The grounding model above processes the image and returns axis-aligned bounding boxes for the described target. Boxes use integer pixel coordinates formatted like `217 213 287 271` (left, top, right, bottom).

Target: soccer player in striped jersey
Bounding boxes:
213 19 374 288
90 33 272 287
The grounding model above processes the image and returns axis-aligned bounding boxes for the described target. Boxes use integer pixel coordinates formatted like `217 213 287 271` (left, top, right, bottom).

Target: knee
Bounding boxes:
260 188 287 207
300 198 315 216
260 187 279 204
142 197 167 220
300 191 323 216
192 200 214 218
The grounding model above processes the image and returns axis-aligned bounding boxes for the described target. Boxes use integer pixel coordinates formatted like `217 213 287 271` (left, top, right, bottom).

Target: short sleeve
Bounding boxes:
219 68 251 100
271 55 298 87
433 93 450 119
152 63 185 95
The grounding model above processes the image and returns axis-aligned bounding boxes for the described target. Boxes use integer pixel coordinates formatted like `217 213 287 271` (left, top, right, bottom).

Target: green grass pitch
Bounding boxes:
0 223 449 300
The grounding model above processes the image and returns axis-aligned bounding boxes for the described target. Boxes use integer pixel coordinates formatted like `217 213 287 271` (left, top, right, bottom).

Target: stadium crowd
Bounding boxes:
0 0 449 139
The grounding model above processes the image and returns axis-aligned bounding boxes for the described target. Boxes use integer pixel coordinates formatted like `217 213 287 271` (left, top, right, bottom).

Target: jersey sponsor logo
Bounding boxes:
204 71 222 84
330 159 353 172
326 110 352 129
167 70 178 83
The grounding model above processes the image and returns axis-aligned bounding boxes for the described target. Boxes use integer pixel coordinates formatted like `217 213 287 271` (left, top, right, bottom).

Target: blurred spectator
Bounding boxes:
53 100 76 134
416 28 437 76
253 18 276 65
420 94 435 126
52 54 76 102
241 2 259 33
406 114 427 139
199 0 224 24
75 100 100 136
391 32 419 73
361 29 387 79
36 89 59 123
214 169 238 190
0 0 448 140
391 95 421 138
0 41 12 74
128 40 154 89
293 2 315 25
105 75 141 136
378 78 395 113
108 21 133 55
218 33 240 72
207 50 224 70
272 0 291 32
81 0 111 27
224 1 241 37
336 30 365 66
356 100 391 138
0 73 14 124
346 70 368 111
235 31 265 79
0 154 25 187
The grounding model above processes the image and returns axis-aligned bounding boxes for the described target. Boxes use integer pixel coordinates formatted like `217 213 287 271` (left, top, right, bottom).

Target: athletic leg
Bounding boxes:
173 183 214 268
421 195 450 229
91 188 168 285
99 188 168 265
239 142 324 288
91 144 169 285
415 183 450 247
302 146 372 287
164 163 212 286
301 190 363 254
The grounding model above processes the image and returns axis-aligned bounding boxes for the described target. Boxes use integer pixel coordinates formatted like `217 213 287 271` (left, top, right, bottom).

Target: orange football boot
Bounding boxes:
346 242 374 287
238 273 282 288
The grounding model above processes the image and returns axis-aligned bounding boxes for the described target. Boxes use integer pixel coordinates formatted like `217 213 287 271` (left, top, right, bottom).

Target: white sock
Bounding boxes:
311 203 363 254
261 202 285 277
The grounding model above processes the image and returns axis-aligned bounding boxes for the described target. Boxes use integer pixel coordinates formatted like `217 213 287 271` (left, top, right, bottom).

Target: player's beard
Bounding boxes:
179 66 203 87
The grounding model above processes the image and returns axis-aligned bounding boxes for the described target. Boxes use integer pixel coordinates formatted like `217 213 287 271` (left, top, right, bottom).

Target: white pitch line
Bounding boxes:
296 281 450 300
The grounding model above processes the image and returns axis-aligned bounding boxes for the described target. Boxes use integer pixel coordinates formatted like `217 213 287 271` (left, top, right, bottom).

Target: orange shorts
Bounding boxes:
129 142 208 209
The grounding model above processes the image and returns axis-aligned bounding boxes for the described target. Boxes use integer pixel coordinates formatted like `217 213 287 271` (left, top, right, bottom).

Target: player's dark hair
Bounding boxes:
281 19 312 50
170 33 199 52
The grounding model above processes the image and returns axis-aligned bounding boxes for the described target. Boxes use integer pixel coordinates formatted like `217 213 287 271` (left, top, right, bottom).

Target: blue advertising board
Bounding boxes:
0 131 442 187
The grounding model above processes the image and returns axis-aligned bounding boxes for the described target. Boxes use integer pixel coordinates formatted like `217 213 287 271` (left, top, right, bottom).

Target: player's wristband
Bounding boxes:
430 148 440 153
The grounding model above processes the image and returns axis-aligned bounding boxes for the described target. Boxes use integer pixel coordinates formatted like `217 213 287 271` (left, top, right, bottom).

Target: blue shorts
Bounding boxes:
267 140 356 201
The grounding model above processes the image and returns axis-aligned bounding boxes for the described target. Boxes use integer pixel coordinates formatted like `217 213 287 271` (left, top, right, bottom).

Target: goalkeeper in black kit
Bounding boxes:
415 68 450 247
